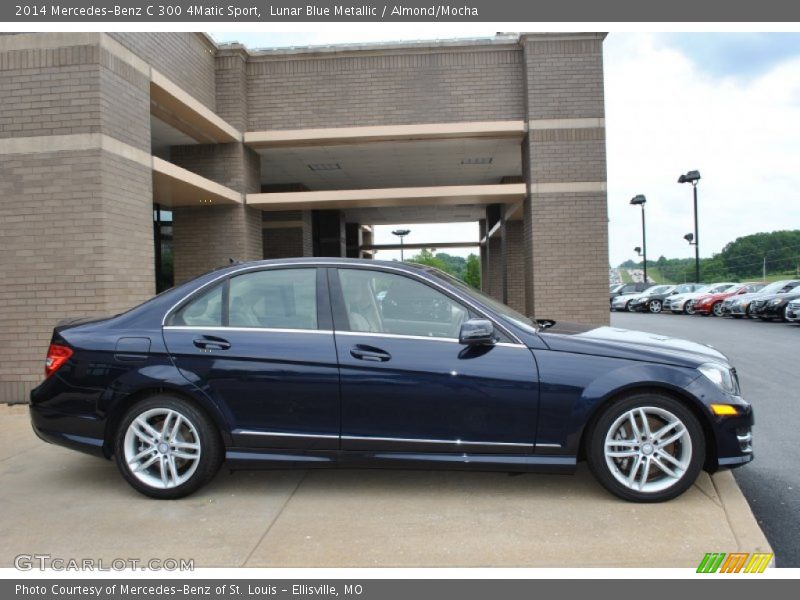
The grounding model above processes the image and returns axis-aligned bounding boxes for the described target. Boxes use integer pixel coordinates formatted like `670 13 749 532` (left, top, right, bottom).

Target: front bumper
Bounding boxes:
682 375 754 471
786 303 800 322
752 303 787 318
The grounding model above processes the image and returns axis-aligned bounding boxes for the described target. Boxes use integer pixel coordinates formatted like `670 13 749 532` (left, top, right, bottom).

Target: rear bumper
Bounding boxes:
29 403 107 458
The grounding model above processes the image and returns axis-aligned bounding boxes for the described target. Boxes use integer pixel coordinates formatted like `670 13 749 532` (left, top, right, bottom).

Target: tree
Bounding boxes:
407 248 448 272
463 254 481 288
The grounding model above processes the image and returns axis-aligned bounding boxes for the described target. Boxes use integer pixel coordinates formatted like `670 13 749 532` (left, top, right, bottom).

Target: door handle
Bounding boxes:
350 345 391 362
193 336 231 351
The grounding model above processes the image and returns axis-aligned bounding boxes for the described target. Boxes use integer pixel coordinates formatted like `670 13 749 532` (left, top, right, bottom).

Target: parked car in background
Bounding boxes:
786 297 800 323
630 283 705 314
751 288 800 321
28 258 754 502
611 292 643 312
628 285 674 313
724 280 800 318
610 282 653 306
693 282 766 317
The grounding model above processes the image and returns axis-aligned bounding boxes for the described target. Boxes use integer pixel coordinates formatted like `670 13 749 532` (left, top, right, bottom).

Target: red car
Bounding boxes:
693 282 766 316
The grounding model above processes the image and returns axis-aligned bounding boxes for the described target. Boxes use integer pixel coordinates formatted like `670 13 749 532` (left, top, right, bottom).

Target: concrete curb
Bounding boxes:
712 470 774 557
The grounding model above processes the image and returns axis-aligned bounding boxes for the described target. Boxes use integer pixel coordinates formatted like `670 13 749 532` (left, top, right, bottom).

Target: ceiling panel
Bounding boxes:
257 137 522 191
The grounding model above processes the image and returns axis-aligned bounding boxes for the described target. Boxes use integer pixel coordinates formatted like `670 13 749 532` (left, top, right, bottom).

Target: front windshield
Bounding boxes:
708 283 736 293
758 280 790 295
424 267 536 331
610 284 624 293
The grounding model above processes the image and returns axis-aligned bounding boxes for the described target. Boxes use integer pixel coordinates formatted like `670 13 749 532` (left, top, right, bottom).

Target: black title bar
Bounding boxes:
4 0 800 22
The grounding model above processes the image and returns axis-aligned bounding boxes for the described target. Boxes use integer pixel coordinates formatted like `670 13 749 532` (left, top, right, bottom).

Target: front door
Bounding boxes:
331 267 539 454
162 267 340 450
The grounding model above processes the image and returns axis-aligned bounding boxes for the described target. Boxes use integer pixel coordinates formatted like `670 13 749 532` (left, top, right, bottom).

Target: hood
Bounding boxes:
669 290 707 302
539 322 728 367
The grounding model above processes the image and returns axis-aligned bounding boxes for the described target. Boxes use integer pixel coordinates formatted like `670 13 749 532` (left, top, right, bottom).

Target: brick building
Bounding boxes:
0 32 609 403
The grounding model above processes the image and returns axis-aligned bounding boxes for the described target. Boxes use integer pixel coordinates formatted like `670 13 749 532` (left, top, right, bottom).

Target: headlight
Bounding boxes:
768 298 785 306
698 362 740 395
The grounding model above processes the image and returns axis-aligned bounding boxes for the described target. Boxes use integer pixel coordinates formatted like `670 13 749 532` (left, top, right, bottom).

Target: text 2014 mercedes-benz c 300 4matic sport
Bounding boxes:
29 258 754 502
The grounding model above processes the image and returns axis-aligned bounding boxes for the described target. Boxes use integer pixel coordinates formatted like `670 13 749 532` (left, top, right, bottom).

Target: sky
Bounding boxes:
211 31 800 265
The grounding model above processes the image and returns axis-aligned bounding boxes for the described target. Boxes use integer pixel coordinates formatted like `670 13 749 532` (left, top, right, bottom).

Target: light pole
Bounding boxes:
678 170 701 282
392 228 410 261
630 194 647 284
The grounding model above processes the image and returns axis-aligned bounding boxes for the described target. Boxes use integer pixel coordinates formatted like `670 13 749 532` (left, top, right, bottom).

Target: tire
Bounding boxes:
649 300 662 314
711 302 724 317
626 300 635 312
685 301 696 315
114 394 223 499
586 392 705 503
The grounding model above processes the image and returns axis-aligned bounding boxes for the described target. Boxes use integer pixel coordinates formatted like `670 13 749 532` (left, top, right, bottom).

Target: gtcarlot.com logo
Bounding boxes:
14 554 194 571
697 552 773 573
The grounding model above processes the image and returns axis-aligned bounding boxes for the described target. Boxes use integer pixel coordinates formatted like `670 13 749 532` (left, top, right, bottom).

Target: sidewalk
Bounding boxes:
0 405 772 568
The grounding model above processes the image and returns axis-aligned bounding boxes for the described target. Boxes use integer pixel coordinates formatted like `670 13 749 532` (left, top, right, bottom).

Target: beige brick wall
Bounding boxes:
521 34 609 326
109 32 217 110
504 221 526 315
246 46 525 131
0 38 154 403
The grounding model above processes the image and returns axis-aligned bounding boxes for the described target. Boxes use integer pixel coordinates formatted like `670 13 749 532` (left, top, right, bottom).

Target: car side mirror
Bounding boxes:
459 318 495 346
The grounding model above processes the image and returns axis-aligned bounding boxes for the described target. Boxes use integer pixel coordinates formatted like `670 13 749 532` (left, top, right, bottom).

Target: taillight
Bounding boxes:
45 343 72 378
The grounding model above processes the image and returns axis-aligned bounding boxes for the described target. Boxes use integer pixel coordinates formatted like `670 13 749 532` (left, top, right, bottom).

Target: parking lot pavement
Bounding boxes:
0 404 770 568
611 312 799 567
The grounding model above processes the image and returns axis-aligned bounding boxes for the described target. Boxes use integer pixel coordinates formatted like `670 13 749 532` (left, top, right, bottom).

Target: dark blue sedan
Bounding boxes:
30 258 753 502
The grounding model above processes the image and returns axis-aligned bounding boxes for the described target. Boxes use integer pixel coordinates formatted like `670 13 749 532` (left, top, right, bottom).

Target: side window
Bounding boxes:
229 268 317 330
337 269 469 339
169 284 223 326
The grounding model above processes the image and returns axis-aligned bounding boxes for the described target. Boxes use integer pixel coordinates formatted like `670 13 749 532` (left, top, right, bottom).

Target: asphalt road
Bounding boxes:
611 311 799 567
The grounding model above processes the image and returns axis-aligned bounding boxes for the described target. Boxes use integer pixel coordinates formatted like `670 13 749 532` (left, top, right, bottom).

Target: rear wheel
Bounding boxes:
114 394 222 499
587 392 705 502
649 300 662 314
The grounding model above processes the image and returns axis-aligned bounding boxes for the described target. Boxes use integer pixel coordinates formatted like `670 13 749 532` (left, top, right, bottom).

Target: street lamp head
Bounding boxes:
629 194 647 206
678 170 701 184
391 229 411 238
684 233 694 244
634 246 642 255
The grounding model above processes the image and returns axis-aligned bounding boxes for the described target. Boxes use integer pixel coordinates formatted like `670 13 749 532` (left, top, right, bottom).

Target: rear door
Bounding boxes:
162 267 340 450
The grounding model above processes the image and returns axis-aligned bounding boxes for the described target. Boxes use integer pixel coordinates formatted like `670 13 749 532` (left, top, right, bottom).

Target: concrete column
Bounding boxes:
313 210 346 257
520 33 609 325
504 220 527 314
262 210 313 258
0 35 154 402
170 143 262 283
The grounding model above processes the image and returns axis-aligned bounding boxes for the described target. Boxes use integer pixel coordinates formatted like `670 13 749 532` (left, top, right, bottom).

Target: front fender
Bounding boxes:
533 349 702 455
565 362 702 454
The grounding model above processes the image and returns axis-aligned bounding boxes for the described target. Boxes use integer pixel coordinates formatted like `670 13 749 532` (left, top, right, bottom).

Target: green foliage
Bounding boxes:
617 230 800 283
408 249 481 287
464 254 481 288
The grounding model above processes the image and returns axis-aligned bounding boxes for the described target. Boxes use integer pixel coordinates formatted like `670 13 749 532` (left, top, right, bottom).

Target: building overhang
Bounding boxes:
247 183 525 211
244 121 526 149
152 157 242 207
150 69 241 144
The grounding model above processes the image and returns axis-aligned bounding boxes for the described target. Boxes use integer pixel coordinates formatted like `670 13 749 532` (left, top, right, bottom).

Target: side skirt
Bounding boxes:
225 448 576 473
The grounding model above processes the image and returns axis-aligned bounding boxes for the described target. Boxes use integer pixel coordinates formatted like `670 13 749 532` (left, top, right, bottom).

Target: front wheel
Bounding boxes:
587 393 705 502
712 302 724 317
649 300 662 314
685 301 696 315
114 394 222 499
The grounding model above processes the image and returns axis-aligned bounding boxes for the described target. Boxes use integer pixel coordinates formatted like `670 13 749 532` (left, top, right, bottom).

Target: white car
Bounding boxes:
610 292 642 312
665 283 737 314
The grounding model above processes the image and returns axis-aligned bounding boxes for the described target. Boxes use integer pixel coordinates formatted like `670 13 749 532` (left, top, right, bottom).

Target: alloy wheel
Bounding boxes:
685 301 696 315
649 300 662 314
712 302 724 317
123 407 201 490
603 406 692 493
